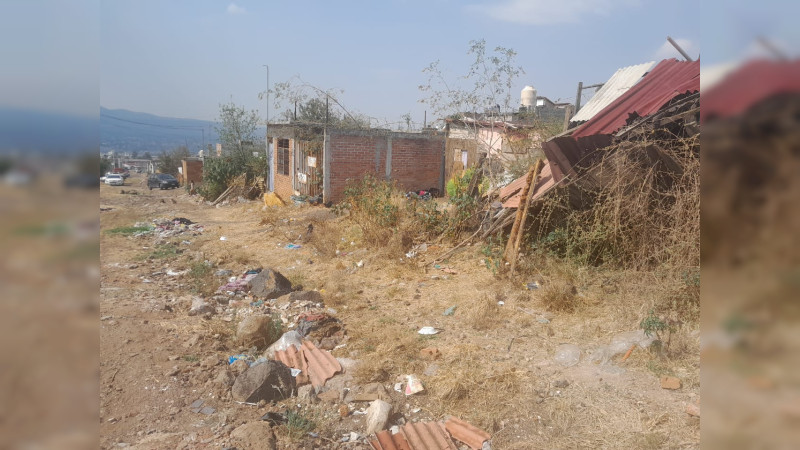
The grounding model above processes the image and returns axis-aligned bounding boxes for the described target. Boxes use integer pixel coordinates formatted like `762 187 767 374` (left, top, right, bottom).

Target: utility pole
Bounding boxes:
667 36 693 62
573 82 604 115
263 64 273 192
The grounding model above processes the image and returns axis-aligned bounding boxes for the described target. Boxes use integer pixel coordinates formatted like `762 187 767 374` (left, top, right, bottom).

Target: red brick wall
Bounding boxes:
328 131 443 203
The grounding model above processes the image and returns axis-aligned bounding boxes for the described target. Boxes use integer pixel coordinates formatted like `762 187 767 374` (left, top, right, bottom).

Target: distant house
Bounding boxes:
444 117 547 182
267 124 446 203
534 97 574 124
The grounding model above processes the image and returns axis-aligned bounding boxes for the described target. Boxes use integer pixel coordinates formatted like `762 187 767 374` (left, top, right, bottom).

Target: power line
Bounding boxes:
100 113 208 131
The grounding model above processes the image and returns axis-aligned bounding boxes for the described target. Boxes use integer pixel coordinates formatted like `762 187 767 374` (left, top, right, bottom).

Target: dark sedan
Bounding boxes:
148 173 180 190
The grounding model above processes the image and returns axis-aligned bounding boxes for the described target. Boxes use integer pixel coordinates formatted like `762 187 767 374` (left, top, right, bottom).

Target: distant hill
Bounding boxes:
0 107 98 154
100 107 223 154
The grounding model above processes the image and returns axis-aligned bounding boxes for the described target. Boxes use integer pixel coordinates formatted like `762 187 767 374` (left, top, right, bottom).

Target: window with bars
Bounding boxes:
277 139 290 175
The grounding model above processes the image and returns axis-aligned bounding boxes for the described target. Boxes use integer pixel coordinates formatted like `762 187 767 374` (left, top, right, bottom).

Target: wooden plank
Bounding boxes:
509 159 543 274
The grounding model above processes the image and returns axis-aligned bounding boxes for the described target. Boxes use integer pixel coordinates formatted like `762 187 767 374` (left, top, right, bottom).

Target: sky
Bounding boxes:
2 1 798 124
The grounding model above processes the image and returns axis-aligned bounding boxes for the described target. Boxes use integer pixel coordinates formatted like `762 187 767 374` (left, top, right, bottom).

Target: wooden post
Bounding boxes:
504 159 544 274
574 82 584 114
504 162 536 264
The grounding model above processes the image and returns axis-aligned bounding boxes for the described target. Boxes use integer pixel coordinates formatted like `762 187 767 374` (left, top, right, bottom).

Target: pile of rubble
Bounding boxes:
179 265 493 449
132 217 204 239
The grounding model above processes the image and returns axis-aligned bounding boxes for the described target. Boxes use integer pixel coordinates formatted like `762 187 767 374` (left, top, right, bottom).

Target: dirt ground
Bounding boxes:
100 173 699 449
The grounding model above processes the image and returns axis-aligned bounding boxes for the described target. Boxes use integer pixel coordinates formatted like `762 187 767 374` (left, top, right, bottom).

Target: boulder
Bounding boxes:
365 399 392 434
247 269 293 299
230 421 277 450
187 296 214 316
237 315 278 349
297 384 318 404
231 361 295 403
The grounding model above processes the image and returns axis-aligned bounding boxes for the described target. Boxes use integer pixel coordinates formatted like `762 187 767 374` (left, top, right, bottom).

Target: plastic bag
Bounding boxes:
554 344 581 367
264 330 303 359
589 330 656 365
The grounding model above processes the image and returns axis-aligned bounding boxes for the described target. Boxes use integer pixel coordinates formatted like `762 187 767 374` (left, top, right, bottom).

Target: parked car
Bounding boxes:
148 173 179 190
105 174 124 186
112 168 130 178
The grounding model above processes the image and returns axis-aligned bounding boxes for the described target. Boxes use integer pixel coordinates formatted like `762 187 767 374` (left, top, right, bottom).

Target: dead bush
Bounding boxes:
307 220 343 259
539 279 578 312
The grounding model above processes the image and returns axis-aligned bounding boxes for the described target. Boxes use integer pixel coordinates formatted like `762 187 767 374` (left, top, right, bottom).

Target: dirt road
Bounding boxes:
100 173 699 449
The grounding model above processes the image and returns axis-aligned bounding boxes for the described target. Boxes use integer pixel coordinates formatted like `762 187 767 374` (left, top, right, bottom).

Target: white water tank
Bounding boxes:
521 85 537 109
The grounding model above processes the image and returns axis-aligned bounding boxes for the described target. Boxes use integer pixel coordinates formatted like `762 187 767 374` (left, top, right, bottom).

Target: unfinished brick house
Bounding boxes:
267 125 446 203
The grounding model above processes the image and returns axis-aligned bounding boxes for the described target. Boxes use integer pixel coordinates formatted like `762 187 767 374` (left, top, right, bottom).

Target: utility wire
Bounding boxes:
100 113 208 131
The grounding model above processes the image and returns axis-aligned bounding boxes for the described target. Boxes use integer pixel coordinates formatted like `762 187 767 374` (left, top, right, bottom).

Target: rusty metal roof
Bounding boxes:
701 59 800 122
444 417 491 450
573 58 700 138
571 61 656 123
270 339 341 388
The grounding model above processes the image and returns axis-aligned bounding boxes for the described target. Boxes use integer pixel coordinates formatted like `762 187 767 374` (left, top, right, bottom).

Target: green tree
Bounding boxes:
131 150 139 159
158 145 190 176
143 151 152 160
215 102 264 165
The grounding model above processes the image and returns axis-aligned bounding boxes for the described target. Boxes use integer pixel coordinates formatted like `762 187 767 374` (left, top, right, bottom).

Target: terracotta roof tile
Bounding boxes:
370 429 412 450
301 340 341 388
444 417 491 450
402 421 458 450
270 339 341 388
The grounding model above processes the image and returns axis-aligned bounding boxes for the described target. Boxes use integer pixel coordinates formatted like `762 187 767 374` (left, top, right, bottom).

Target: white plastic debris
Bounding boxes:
418 327 440 335
554 344 581 367
219 236 227 241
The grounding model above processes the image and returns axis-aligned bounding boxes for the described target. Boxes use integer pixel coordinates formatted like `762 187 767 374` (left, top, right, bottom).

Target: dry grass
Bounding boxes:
538 279 579 312
465 295 502 331
306 220 343 259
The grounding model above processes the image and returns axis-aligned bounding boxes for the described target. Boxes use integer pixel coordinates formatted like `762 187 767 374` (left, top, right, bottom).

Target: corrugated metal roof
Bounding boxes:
701 59 800 122
270 339 341 389
571 61 656 123
573 58 700 138
444 417 491 450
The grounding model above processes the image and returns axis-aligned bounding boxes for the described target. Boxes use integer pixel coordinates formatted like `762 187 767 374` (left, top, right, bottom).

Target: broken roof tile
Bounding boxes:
272 344 309 385
444 417 491 450
402 422 458 450
301 340 342 388
371 429 412 450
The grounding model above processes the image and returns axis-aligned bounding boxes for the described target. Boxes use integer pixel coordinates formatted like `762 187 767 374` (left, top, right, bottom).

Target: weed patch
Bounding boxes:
104 225 151 236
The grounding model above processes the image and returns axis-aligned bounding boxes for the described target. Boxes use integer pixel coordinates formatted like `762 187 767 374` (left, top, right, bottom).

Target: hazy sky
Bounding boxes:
2 1 798 123
98 0 704 126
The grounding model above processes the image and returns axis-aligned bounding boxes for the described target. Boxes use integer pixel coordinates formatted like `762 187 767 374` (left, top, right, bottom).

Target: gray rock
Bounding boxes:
365 399 392 434
247 269 293 299
214 369 235 387
231 360 295 403
297 384 318 404
230 421 277 450
188 297 214 316
236 315 278 349
289 290 323 303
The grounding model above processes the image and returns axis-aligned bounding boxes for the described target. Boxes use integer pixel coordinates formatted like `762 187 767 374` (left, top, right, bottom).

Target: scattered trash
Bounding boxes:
215 269 233 277
166 269 188 276
418 326 440 335
290 368 302 377
394 383 403 393
441 267 458 274
443 305 457 316
189 399 215 414
497 301 505 306
554 344 581 367
217 269 262 294
219 236 227 241
285 243 302 250
537 317 550 324
525 282 540 290
405 243 428 258
250 300 264 307
264 330 304 358
228 354 251 365
404 375 424 395
356 260 364 268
